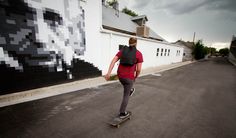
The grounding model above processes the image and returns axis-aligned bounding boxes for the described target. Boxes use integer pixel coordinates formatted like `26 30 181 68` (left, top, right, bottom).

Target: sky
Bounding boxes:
118 0 236 50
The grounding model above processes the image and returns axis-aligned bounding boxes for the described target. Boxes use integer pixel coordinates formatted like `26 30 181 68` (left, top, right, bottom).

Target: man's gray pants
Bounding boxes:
119 78 134 113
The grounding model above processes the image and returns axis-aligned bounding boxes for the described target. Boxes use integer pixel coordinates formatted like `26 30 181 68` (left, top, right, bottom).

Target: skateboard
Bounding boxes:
109 111 132 128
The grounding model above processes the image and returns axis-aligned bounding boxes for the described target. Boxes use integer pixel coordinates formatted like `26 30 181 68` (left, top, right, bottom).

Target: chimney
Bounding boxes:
131 15 149 37
136 26 150 38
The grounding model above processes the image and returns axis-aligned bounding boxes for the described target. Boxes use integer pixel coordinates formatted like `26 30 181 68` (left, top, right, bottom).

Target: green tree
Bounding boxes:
122 7 138 17
219 48 229 57
106 0 117 6
192 40 208 60
209 47 216 55
203 46 210 56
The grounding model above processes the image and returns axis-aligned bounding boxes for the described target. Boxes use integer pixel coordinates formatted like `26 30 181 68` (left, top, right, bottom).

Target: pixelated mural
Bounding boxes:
0 0 101 94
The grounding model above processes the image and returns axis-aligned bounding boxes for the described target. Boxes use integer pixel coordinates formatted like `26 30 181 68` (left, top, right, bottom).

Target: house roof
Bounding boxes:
131 15 148 21
102 5 166 42
173 40 194 49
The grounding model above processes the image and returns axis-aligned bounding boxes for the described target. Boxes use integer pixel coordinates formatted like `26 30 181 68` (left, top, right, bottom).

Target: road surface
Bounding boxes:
0 57 236 138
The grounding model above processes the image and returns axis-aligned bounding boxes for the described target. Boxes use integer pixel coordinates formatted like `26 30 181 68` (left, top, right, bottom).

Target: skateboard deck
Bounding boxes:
109 111 132 128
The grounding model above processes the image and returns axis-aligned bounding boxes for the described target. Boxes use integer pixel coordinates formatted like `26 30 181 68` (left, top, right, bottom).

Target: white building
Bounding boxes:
173 40 194 61
82 1 183 75
0 0 183 94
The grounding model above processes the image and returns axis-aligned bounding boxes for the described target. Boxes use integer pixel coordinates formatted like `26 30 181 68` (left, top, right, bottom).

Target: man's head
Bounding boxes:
129 37 137 47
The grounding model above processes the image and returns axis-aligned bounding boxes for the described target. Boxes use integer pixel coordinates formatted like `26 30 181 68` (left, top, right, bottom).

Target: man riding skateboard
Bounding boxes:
105 37 143 119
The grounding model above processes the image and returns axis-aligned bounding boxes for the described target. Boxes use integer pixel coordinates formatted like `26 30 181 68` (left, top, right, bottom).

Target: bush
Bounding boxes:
122 7 138 17
192 40 205 60
219 48 229 57
109 74 118 81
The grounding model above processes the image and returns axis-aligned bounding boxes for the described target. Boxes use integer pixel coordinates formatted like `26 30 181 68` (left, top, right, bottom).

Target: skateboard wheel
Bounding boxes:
117 125 120 128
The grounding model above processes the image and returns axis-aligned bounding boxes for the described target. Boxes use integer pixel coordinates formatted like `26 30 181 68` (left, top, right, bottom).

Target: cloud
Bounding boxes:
206 0 236 12
118 0 236 44
211 42 230 50
132 0 151 9
129 0 236 15
156 0 207 14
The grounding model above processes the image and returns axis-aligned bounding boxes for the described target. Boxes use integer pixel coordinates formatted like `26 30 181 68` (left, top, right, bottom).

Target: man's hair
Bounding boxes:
129 37 137 46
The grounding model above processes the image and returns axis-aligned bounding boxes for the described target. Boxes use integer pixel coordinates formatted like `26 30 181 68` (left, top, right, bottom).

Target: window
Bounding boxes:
168 49 170 56
176 50 181 56
161 48 163 56
164 49 167 56
156 48 159 56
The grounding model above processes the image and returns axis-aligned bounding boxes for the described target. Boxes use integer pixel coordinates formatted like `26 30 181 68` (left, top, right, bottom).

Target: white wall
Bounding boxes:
79 0 103 69
100 30 183 75
80 1 183 75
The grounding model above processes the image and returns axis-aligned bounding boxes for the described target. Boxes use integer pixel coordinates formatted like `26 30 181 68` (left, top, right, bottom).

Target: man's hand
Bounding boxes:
105 56 119 81
104 73 110 81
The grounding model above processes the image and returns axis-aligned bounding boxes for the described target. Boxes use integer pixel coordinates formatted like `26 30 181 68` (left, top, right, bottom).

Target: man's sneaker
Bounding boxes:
130 88 135 96
119 112 130 119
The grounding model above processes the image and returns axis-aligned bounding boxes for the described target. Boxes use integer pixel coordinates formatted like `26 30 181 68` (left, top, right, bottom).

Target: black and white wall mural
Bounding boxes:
0 0 101 94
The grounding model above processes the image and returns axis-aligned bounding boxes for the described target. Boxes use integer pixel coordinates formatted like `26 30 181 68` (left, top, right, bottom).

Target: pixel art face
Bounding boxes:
0 0 86 72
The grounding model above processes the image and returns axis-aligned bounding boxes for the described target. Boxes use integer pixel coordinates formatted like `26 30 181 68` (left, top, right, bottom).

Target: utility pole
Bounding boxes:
193 32 196 43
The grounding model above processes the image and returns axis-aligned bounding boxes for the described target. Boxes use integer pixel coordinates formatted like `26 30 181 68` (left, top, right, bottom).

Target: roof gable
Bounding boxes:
131 15 148 21
174 40 194 49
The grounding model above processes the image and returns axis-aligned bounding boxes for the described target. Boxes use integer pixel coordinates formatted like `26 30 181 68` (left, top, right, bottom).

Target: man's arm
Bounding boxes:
105 56 119 81
135 62 142 79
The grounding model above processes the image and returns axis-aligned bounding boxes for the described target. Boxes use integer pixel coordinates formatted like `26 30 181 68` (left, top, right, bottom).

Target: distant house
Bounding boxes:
173 40 194 61
228 35 236 66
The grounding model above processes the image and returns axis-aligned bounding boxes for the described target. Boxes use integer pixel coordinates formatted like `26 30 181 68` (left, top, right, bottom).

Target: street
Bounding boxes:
0 57 236 138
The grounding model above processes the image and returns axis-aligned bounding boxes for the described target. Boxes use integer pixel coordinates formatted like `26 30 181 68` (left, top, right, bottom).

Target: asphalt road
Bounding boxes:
0 57 236 138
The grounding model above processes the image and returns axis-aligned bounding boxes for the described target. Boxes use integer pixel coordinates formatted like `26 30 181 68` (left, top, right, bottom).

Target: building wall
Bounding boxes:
228 36 236 66
0 0 102 94
174 42 193 61
182 47 193 61
0 0 183 94
100 30 183 75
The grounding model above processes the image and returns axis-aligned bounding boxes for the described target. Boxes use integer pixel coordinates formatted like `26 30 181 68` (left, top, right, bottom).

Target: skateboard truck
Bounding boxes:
109 111 132 128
